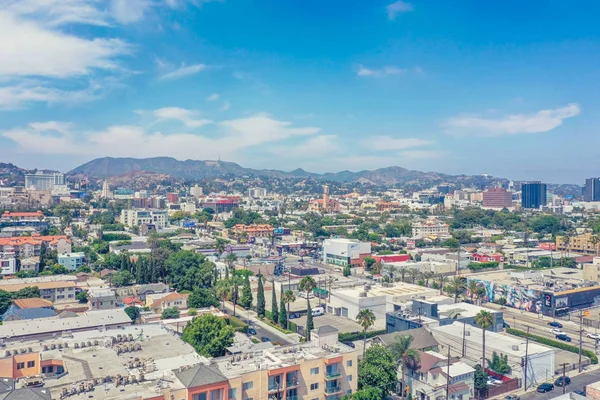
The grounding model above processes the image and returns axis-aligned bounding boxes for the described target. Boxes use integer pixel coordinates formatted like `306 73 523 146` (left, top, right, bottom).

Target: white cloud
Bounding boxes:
357 65 417 77
4 0 109 27
159 64 206 80
166 0 223 9
110 0 150 24
153 107 212 128
0 80 106 110
387 0 414 20
270 135 340 159
220 100 231 111
446 103 581 136
368 136 433 150
207 93 219 101
399 150 444 159
2 113 320 161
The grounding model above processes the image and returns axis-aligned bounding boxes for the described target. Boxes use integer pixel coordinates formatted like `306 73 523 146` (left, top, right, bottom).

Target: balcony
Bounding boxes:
325 386 342 395
325 371 341 380
268 383 283 392
287 396 299 400
286 379 299 388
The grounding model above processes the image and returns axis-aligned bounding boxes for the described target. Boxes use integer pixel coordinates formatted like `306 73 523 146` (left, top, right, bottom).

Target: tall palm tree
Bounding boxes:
436 274 449 295
356 309 376 357
215 280 232 312
282 290 296 329
299 276 317 337
385 265 399 281
225 252 238 275
474 310 494 369
215 239 226 259
468 280 479 303
389 335 421 398
408 268 420 284
590 234 600 256
399 266 409 282
421 271 435 287
447 276 466 303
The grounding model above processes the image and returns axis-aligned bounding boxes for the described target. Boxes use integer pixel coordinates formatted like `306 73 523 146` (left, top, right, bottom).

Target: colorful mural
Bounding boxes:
466 278 544 313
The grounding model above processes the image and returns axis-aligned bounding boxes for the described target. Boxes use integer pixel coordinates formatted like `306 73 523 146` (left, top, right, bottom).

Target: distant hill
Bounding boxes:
0 163 31 186
68 157 502 187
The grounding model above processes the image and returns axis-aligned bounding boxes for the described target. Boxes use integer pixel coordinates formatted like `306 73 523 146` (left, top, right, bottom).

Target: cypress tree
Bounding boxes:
135 256 143 284
256 275 265 318
306 302 313 341
279 298 287 327
240 274 252 309
271 281 278 323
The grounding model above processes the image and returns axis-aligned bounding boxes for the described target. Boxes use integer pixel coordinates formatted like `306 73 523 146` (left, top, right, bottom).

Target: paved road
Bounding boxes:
520 368 600 400
221 302 296 345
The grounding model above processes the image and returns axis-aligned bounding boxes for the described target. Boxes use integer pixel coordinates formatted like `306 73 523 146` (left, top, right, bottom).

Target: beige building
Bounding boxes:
0 276 77 303
149 292 189 312
556 232 600 255
412 219 450 238
584 257 600 281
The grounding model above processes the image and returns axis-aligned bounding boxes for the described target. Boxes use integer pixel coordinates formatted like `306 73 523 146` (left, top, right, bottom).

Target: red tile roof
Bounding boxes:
0 235 69 247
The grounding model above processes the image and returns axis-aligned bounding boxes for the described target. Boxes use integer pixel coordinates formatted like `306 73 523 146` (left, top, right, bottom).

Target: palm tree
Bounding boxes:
468 280 479 303
399 266 409 282
408 268 420 284
385 265 399 281
215 280 232 312
282 290 296 329
447 276 466 303
215 239 226 259
421 271 435 287
225 252 238 275
590 234 600 256
475 310 494 369
356 309 376 357
389 335 421 398
436 274 449 295
299 276 317 338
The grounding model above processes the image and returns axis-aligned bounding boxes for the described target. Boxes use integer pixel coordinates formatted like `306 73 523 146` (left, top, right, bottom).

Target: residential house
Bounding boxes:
2 298 56 322
88 288 118 310
150 292 189 312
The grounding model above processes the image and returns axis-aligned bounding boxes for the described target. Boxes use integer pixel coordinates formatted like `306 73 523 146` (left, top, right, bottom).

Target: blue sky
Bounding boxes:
1 0 599 183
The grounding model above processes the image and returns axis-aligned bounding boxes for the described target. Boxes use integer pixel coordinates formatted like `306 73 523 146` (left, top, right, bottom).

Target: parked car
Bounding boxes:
248 327 257 336
312 307 325 317
487 378 502 385
261 336 271 342
554 376 571 387
289 313 300 319
587 333 600 340
505 395 520 400
548 321 564 328
556 333 572 342
537 383 554 393
573 389 586 396
343 341 356 348
552 328 565 335
334 268 342 272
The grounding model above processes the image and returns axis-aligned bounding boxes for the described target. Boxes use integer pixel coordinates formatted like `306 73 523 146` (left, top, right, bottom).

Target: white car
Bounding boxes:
334 268 342 272
552 329 565 335
487 378 502 385
587 333 600 340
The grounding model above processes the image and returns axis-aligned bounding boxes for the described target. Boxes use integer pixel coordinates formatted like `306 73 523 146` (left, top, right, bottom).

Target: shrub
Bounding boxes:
338 330 386 342
507 328 598 364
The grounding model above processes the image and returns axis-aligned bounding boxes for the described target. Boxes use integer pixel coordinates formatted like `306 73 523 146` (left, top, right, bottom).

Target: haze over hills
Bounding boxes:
68 157 498 187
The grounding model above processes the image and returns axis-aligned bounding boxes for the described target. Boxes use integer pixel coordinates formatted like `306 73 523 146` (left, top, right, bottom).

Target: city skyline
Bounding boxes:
1 1 600 183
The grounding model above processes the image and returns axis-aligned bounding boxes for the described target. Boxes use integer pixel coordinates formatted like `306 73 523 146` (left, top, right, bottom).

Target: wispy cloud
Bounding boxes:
399 150 444 159
207 93 219 101
110 0 150 24
446 103 581 136
368 136 434 150
153 107 212 128
357 65 421 77
159 64 206 80
220 100 231 111
387 0 414 20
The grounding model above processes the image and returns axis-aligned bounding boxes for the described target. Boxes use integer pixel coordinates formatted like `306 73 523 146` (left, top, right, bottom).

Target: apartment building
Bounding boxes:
120 209 168 229
412 219 450 238
88 288 118 310
58 252 86 271
556 232 600 255
0 276 77 303
231 224 274 240
0 247 17 275
0 235 71 258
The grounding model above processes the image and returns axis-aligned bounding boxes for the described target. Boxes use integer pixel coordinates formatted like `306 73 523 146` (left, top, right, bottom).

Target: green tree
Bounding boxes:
271 282 279 323
281 289 295 329
187 288 219 308
446 276 466 303
299 276 317 340
475 310 494 368
76 291 88 303
256 275 265 317
474 364 489 398
279 297 287 327
358 345 397 398
215 280 232 312
306 301 314 338
0 290 12 315
165 251 215 291
181 313 235 357
111 270 134 287
240 274 253 309
488 351 511 375
356 309 376 358
363 257 376 271
344 387 383 400
436 274 448 295
161 306 180 319
390 335 421 398
124 306 140 323
343 265 351 277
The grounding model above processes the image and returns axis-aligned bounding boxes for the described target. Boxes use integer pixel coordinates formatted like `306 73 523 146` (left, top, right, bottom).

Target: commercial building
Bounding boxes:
482 188 513 208
521 181 547 209
167 192 179 203
411 219 450 238
58 252 86 271
322 238 371 267
556 232 600 255
24 172 65 191
202 197 239 213
585 178 600 202
583 257 600 281
432 322 555 390
248 187 267 198
231 224 274 240
466 268 600 317
120 209 168 229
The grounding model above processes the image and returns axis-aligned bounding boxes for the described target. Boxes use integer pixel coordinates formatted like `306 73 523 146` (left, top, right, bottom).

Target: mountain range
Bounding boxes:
68 157 502 188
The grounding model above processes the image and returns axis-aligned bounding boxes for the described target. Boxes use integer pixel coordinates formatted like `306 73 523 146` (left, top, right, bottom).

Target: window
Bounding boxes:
228 388 237 399
310 367 319 375
242 382 253 391
347 360 353 367
310 383 319 391
347 375 352 382
16 362 24 369
192 394 207 400
27 361 35 368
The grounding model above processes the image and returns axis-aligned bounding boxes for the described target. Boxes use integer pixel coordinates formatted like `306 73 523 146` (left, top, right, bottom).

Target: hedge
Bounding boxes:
469 262 499 271
507 328 598 364
338 330 386 342
102 233 131 242
228 315 248 333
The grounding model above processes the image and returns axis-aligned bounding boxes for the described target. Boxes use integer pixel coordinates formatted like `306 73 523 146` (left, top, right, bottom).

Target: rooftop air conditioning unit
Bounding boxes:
359 292 367 297
512 345 519 351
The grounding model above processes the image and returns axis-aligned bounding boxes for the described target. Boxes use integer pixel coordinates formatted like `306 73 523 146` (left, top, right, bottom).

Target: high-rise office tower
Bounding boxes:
521 181 547 209
584 178 600 202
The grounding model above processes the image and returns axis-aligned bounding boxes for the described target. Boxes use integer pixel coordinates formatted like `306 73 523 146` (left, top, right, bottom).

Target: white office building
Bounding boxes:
322 238 371 266
24 172 66 191
190 185 203 197
120 209 168 229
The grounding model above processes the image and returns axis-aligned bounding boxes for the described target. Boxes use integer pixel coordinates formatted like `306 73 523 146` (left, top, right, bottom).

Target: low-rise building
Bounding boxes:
88 288 118 310
0 275 77 303
58 252 86 271
149 292 189 312
322 238 371 267
412 219 450 238
120 209 168 229
0 247 16 275
2 298 56 322
556 232 600 255
231 224 274 240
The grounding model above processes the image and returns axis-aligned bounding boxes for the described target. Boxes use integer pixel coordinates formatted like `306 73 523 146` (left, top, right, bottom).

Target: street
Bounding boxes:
520 368 600 400
221 301 296 345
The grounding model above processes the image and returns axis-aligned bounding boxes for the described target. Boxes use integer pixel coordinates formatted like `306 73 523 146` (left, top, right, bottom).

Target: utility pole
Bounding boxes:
462 321 467 357
523 325 534 391
446 345 452 400
579 310 584 372
560 363 569 394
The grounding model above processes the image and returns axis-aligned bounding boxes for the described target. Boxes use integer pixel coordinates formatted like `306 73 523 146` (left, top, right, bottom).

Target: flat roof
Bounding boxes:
437 302 501 319
466 268 594 293
335 282 438 300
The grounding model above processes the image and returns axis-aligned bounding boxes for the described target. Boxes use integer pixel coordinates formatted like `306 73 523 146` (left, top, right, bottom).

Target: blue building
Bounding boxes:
58 252 86 271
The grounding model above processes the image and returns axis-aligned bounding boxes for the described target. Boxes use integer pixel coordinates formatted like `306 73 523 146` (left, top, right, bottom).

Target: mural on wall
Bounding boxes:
466 278 544 313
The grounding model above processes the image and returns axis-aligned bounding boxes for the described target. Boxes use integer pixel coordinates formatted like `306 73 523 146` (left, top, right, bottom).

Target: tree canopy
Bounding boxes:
182 314 235 357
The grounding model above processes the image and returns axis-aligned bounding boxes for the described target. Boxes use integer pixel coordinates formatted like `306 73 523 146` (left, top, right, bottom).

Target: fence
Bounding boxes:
554 361 591 376
485 378 521 399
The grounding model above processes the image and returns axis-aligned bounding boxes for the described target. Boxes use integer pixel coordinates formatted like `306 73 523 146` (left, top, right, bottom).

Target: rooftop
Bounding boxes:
466 268 595 293
12 298 53 309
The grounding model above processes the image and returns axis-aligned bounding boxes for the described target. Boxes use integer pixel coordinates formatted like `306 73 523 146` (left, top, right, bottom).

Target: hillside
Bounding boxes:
68 157 501 187
0 163 31 186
